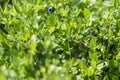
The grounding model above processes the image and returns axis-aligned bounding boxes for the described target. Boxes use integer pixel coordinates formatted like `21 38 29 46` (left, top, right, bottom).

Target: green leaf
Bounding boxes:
30 34 37 55
103 75 108 80
116 52 120 60
84 8 90 17
48 27 55 34
14 3 21 14
89 37 97 52
87 66 94 76
0 47 4 54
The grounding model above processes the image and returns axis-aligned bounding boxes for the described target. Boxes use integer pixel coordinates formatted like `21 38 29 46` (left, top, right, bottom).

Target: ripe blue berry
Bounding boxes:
92 31 96 36
103 62 108 66
48 7 55 13
71 50 76 55
78 54 82 59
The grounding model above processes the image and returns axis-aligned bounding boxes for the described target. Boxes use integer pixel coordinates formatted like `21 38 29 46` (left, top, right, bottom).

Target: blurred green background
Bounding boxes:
0 0 120 80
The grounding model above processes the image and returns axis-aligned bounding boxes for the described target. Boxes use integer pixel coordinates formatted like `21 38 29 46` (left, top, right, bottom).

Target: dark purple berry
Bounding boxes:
79 43 84 48
92 31 96 36
78 54 82 59
48 7 55 13
71 50 76 55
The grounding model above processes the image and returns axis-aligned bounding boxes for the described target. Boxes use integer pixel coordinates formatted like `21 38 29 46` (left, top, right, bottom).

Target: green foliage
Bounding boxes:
0 0 120 80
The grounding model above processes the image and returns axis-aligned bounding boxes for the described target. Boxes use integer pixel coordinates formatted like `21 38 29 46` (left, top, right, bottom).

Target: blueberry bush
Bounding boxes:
0 0 120 80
